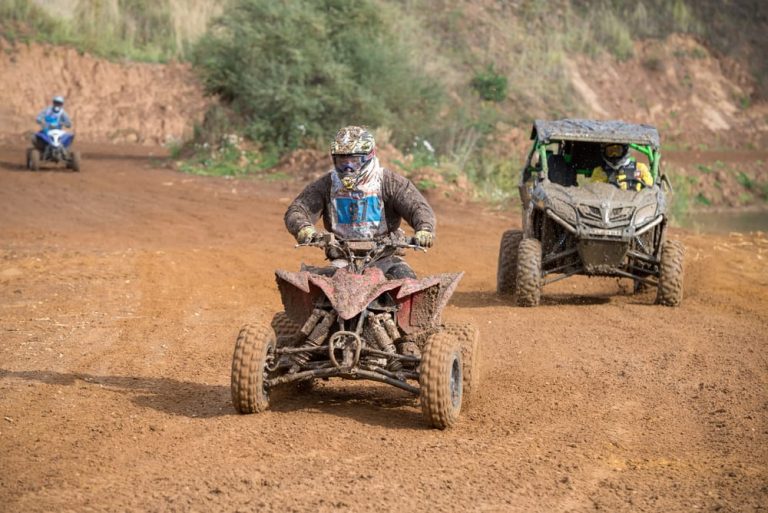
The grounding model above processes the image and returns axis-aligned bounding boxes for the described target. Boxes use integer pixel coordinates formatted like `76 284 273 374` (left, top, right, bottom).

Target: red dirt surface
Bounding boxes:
1 144 766 512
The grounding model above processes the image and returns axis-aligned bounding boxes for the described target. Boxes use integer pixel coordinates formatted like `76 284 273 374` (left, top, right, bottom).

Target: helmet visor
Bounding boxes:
333 154 366 175
604 144 626 158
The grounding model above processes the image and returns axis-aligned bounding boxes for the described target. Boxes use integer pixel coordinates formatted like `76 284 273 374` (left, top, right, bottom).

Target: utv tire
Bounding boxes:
419 331 463 429
270 312 314 394
656 240 685 307
68 151 81 172
496 229 523 296
443 323 480 408
231 324 275 414
28 149 40 171
516 238 543 307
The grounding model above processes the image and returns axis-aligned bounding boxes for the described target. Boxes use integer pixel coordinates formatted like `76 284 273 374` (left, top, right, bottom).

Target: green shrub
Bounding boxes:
192 0 445 152
471 65 508 102
736 171 754 190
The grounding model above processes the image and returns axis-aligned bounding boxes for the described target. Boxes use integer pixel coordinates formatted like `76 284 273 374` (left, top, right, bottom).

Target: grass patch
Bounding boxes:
177 137 278 177
736 171 754 190
0 0 211 62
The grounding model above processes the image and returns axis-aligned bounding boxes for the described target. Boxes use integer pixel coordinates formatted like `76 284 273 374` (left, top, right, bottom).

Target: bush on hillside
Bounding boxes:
471 65 508 102
192 0 445 151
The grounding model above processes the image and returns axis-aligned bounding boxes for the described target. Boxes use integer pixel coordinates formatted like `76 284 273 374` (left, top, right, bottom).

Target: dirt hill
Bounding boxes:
0 40 208 145
2 33 765 153
564 35 767 150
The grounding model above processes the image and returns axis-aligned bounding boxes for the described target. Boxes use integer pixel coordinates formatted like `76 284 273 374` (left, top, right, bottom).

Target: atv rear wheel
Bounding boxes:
496 229 523 296
231 324 276 413
419 331 463 429
28 149 40 171
443 323 480 408
68 151 81 172
516 238 543 307
656 240 685 307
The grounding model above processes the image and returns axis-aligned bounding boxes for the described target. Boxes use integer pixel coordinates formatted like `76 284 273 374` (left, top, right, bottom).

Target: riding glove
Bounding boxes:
414 230 434 248
297 226 318 244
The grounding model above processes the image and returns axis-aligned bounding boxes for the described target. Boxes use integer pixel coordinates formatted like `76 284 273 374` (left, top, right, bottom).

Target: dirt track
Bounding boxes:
1 145 767 513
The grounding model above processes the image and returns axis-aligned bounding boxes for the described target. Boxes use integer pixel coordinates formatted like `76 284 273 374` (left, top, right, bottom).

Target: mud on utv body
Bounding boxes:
232 236 480 429
497 119 684 307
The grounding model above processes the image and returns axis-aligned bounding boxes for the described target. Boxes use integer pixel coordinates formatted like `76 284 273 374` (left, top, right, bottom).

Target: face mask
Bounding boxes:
53 105 62 113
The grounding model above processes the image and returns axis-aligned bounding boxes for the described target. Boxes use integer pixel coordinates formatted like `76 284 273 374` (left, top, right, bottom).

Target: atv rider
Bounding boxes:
591 143 653 191
33 95 72 151
284 126 436 279
36 95 72 132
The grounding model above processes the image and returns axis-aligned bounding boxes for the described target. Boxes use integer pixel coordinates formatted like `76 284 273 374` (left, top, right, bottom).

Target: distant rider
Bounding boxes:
36 95 72 132
284 126 436 279
33 96 72 152
591 143 653 191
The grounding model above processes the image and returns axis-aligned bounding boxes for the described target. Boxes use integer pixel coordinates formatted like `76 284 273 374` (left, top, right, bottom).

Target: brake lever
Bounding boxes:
401 238 427 252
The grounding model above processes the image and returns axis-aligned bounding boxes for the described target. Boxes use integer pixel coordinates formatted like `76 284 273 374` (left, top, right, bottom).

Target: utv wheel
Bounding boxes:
68 151 81 172
516 238 543 307
496 229 523 296
28 149 40 171
656 240 685 307
443 323 480 408
419 331 463 429
271 312 314 394
231 324 276 413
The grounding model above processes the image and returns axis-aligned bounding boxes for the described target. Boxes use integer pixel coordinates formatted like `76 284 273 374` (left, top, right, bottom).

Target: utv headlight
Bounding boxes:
548 198 577 224
634 203 657 225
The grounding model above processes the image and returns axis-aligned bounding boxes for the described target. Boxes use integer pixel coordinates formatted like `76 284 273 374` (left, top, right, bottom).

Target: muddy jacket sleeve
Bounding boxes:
382 169 436 233
284 174 331 237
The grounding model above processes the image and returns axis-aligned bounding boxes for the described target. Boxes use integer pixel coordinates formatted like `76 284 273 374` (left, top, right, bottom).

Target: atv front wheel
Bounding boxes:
231 324 276 413
419 331 463 429
443 323 480 408
68 151 81 172
516 238 543 307
28 149 40 171
496 229 523 296
656 240 685 306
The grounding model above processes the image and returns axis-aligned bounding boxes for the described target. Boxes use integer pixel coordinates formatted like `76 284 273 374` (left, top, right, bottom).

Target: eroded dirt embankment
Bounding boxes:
0 41 208 145
0 144 766 512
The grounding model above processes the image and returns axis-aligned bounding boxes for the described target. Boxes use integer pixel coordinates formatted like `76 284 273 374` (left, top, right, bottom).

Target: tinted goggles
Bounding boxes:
603 144 626 158
333 154 367 174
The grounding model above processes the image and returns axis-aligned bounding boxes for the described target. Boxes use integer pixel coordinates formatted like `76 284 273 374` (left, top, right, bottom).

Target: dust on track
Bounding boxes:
1 145 766 512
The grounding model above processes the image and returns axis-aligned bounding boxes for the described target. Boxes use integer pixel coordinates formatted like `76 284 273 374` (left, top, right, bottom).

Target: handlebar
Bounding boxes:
296 233 426 252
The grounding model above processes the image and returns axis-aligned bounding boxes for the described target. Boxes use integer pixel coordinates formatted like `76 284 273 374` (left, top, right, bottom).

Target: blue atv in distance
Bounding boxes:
27 128 81 172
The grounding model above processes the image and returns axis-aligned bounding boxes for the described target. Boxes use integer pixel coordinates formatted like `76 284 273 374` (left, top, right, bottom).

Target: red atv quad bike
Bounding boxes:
231 233 480 429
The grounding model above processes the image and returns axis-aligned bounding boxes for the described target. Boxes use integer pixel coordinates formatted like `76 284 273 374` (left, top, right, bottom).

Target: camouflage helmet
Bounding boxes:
330 126 376 157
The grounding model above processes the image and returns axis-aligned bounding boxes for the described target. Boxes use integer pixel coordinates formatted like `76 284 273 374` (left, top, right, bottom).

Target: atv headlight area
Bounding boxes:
634 203 658 226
